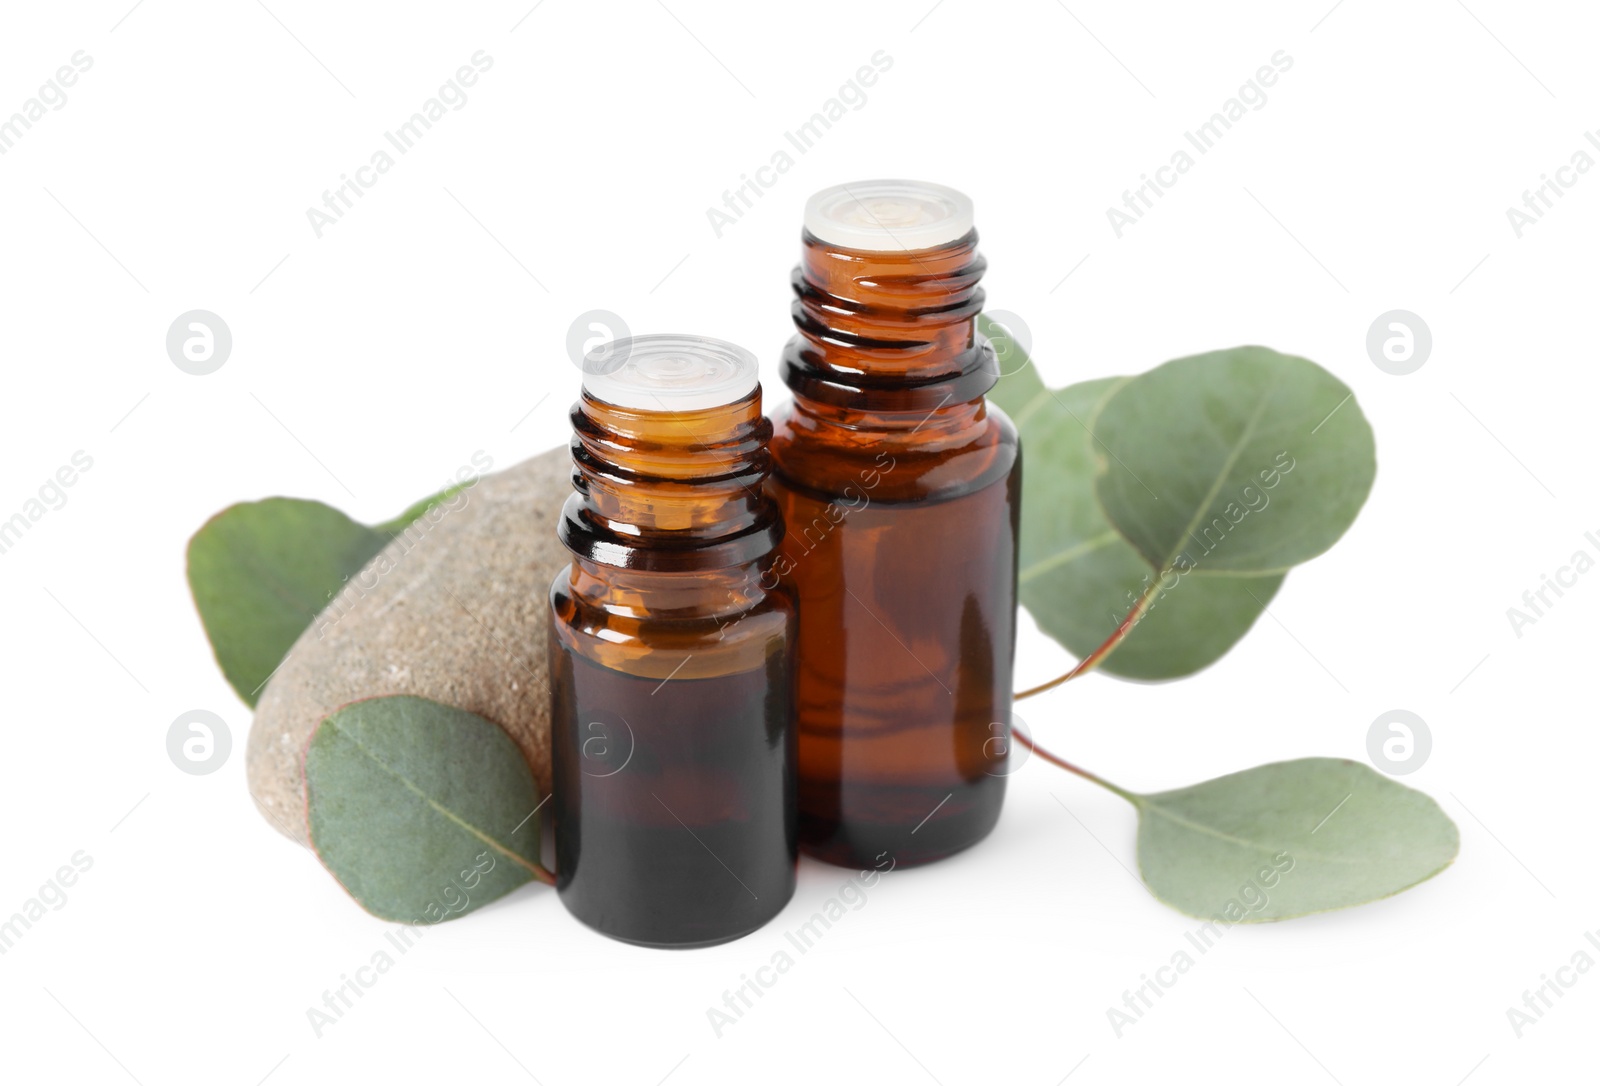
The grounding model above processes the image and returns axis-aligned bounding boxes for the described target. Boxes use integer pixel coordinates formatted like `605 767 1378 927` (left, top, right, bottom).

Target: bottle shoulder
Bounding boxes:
768 397 1018 446
549 563 795 677
767 398 1019 505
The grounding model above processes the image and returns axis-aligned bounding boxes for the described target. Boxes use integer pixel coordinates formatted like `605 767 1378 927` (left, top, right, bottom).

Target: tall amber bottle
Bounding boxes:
549 335 797 947
766 180 1021 869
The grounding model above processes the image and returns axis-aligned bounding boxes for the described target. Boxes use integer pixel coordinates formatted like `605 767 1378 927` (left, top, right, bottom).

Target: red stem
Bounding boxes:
1010 726 1138 803
1014 575 1159 700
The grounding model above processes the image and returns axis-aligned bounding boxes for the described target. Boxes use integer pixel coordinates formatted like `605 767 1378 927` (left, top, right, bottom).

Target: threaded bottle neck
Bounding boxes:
780 230 996 413
557 389 783 573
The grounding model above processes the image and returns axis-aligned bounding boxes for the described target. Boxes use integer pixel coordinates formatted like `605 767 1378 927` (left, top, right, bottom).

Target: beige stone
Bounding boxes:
247 446 573 843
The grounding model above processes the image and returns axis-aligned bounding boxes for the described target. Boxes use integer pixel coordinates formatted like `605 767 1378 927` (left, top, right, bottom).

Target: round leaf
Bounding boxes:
1093 346 1376 574
991 358 1284 679
987 331 1375 680
187 499 389 706
1134 757 1459 921
306 695 545 923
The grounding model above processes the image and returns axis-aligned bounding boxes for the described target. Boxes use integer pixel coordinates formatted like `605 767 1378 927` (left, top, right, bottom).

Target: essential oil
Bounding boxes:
766 180 1022 868
549 335 797 947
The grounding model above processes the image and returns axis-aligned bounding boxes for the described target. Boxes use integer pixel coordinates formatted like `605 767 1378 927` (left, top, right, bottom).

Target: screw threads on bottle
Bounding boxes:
781 231 996 412
558 388 782 573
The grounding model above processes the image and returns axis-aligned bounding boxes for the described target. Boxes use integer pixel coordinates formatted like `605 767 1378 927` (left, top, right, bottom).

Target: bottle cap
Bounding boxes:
582 334 759 412
803 179 974 252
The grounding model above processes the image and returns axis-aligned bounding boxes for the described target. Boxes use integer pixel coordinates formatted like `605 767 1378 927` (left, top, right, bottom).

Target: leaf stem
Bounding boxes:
1015 573 1162 699
1010 726 1141 805
516 857 558 887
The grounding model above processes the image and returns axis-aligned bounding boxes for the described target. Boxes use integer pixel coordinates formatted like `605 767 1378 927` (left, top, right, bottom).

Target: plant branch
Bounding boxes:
508 851 558 886
1010 726 1140 805
1015 573 1162 699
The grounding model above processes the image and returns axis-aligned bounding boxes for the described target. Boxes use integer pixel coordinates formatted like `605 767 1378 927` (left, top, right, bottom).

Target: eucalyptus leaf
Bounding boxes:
1132 757 1458 921
372 481 474 536
985 320 1372 679
1093 347 1376 575
186 485 467 706
987 341 1280 678
305 695 546 923
187 500 389 706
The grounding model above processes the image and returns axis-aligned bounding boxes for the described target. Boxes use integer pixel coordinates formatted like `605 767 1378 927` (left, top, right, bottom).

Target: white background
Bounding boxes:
1 1 1595 1083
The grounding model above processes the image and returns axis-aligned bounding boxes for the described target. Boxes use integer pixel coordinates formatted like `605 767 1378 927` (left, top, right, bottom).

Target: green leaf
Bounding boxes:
187 500 390 706
1133 757 1458 921
372 482 474 536
186 485 468 706
1093 346 1376 575
305 695 545 923
985 321 1372 680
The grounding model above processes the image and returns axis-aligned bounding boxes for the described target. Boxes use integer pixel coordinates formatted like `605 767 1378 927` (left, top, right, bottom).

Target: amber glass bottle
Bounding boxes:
549 335 797 948
766 181 1021 869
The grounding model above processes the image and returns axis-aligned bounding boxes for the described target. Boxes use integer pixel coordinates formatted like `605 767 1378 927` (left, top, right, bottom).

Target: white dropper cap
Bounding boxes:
804 179 975 252
581 334 759 412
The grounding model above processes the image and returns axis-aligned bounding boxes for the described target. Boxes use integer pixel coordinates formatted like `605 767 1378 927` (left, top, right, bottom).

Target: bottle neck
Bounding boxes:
557 389 784 573
780 229 996 415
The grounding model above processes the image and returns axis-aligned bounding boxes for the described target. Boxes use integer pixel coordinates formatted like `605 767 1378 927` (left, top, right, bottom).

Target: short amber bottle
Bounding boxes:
766 181 1022 869
548 335 797 947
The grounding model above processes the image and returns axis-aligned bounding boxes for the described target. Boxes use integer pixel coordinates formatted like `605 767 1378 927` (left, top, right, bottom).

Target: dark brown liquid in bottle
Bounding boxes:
549 385 797 947
549 648 794 947
767 229 1021 869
